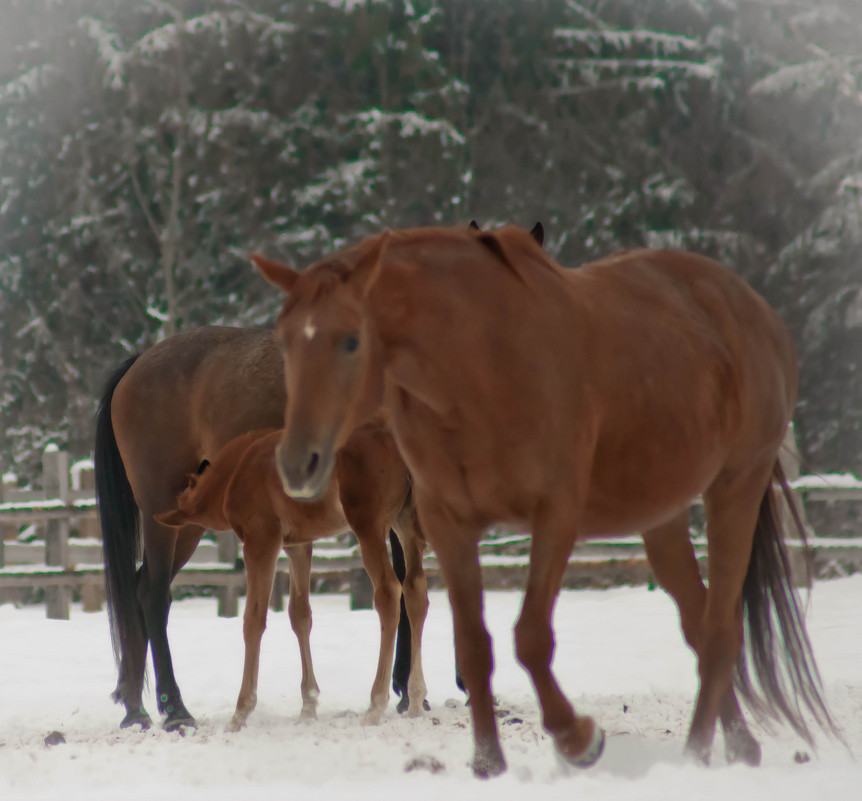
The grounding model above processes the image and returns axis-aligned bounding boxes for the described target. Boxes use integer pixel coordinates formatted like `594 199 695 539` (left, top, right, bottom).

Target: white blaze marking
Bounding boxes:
303 317 317 341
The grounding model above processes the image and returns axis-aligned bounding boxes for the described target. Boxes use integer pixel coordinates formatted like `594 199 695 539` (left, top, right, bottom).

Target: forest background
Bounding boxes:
1 0 860 484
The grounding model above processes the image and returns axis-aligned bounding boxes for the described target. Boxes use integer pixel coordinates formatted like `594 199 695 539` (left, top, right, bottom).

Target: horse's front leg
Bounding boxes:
284 542 320 720
226 525 282 732
352 520 402 725
418 499 504 778
514 516 604 769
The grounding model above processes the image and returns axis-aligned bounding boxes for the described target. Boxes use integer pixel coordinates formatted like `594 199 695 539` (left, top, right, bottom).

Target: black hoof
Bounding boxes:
120 708 153 730
396 695 409 715
163 707 196 732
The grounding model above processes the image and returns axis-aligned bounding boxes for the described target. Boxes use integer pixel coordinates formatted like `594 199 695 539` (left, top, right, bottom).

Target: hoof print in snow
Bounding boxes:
494 708 511 718
431 717 441 726
443 699 460 709
405 755 445 774
503 717 524 726
44 731 66 747
794 751 811 765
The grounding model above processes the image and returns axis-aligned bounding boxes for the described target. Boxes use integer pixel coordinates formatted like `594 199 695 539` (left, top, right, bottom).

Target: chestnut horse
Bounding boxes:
251 225 839 777
155 426 426 729
94 327 427 730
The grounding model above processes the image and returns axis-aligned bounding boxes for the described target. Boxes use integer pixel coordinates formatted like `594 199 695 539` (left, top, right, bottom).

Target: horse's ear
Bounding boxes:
155 508 187 528
354 231 391 297
529 222 544 247
249 254 300 295
468 220 480 230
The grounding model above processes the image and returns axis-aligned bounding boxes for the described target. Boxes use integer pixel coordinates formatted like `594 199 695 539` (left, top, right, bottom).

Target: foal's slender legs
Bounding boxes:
513 518 603 767
226 523 282 732
685 465 773 763
642 511 761 766
284 542 320 720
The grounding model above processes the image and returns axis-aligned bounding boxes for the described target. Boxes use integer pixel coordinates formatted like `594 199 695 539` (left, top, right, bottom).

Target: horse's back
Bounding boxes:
111 327 284 503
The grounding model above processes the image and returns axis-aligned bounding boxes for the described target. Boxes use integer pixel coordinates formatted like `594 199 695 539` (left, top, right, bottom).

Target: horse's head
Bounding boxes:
251 237 387 501
155 471 222 529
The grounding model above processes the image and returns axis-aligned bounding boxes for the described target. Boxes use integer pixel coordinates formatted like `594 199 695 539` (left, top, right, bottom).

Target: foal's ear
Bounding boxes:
154 508 188 528
249 254 300 295
468 220 480 230
529 222 544 247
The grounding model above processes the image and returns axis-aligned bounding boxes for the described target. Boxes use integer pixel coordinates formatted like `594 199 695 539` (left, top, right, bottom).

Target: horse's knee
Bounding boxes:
513 618 553 674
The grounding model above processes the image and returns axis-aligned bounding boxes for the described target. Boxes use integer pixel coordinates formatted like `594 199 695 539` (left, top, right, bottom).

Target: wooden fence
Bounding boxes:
2 444 862 620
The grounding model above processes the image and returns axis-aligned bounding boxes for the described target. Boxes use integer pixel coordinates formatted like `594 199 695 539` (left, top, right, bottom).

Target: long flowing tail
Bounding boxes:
94 355 144 680
734 461 842 746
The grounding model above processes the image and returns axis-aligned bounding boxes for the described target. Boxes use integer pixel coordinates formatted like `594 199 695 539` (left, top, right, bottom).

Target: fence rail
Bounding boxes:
3 446 862 620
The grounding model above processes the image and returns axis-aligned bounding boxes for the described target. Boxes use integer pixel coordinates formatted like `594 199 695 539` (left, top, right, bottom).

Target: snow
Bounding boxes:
1 577 860 799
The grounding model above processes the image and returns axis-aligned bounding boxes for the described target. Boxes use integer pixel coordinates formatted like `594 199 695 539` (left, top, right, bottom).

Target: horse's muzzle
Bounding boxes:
275 440 333 502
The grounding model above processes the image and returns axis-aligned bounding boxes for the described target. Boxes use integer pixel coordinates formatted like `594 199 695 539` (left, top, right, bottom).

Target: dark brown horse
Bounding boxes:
252 225 839 777
94 327 427 730
155 426 426 729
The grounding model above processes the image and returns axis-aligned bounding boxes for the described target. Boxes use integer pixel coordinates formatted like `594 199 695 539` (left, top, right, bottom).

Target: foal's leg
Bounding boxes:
284 542 320 720
685 465 773 764
418 500 504 777
393 506 429 717
227 524 282 732
513 519 603 768
642 512 761 766
137 514 201 730
350 519 403 725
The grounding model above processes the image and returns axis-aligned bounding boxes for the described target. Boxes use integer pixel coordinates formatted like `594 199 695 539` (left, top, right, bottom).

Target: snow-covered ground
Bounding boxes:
1 577 860 800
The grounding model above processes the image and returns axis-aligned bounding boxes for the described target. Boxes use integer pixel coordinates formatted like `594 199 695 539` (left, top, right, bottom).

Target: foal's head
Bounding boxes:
251 236 387 501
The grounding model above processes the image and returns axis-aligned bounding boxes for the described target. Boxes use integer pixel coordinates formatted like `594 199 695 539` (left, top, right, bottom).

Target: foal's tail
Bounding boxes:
94 355 144 678
734 461 842 746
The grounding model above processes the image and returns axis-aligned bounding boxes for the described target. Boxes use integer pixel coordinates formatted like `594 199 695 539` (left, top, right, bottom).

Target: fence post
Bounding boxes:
43 446 71 619
215 530 240 618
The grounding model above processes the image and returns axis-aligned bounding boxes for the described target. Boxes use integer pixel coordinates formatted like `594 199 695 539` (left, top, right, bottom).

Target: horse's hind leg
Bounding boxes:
393 504 429 717
686 464 774 764
513 514 603 769
137 514 201 731
114 568 152 729
642 511 761 766
351 517 402 725
284 542 320 720
227 524 282 732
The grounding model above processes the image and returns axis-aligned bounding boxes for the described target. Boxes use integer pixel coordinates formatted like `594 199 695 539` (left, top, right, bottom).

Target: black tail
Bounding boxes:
95 355 144 678
734 461 842 746
390 529 411 699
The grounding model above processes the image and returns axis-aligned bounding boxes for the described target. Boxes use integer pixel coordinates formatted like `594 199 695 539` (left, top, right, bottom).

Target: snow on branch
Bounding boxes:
349 109 466 147
554 28 702 57
750 60 837 100
134 10 295 58
78 17 127 89
0 65 58 105
293 159 378 209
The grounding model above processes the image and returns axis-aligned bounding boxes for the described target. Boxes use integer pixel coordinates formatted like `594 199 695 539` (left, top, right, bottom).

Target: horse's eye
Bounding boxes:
343 334 360 353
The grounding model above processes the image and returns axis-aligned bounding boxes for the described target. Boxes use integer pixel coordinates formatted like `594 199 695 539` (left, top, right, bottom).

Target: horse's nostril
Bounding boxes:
306 451 320 479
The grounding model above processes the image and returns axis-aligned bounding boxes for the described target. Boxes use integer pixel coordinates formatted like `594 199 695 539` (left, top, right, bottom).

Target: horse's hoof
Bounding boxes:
225 716 245 733
556 720 605 769
396 695 410 715
362 707 385 726
120 708 153 730
163 710 196 732
299 705 318 722
684 741 712 767
472 745 507 779
725 735 761 767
